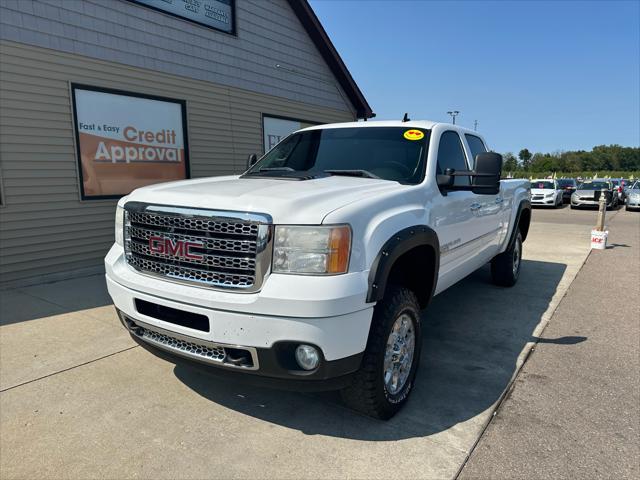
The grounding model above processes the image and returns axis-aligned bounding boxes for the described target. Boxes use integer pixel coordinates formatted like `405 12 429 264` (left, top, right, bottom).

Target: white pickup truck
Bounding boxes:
106 120 531 419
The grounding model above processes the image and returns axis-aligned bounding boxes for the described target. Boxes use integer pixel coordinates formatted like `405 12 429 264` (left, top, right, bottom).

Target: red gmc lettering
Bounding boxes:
148 236 204 261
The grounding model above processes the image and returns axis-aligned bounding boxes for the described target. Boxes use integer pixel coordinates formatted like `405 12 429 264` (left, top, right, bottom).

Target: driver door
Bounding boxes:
430 130 478 293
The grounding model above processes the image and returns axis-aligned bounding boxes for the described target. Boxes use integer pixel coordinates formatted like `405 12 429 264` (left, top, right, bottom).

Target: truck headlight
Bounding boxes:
273 225 351 274
115 205 125 247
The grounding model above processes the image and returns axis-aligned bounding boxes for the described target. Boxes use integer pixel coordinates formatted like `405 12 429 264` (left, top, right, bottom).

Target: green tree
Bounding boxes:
502 152 518 172
518 148 532 171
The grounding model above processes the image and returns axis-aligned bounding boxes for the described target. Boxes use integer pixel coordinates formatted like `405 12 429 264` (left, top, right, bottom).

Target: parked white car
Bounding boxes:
105 121 531 419
530 179 563 207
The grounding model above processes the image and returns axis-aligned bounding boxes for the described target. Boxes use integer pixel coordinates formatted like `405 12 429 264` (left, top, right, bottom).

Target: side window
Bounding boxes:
465 134 488 169
437 131 470 186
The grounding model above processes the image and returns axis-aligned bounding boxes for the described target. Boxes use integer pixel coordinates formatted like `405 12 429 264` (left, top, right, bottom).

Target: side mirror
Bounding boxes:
247 153 258 169
471 152 502 195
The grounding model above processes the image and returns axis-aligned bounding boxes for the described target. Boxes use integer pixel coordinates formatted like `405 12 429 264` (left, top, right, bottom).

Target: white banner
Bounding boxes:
73 86 188 198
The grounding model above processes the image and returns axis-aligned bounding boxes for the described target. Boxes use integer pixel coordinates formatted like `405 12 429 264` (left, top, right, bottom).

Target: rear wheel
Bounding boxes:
491 230 522 287
341 286 422 420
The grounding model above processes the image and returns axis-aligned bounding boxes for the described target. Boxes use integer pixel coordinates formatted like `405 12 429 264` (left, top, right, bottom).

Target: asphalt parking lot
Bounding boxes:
1 205 638 479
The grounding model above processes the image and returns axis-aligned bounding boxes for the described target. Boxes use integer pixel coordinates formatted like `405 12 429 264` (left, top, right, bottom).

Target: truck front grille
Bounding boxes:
124 203 272 292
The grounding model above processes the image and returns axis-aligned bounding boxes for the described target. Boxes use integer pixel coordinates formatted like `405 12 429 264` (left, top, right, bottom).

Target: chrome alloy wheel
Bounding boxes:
383 313 415 395
512 238 522 277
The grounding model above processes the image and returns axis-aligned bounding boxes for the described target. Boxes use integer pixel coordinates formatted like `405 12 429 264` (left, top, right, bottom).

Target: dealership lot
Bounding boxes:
0 206 637 479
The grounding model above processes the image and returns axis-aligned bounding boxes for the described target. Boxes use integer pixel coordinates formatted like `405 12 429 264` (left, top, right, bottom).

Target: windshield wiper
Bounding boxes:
259 167 295 172
324 169 380 179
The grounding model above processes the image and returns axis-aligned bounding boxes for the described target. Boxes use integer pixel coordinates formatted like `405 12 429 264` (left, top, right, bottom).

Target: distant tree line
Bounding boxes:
500 145 640 176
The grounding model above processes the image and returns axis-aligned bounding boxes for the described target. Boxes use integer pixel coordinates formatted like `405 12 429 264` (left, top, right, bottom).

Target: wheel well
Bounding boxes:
518 207 531 241
386 245 436 308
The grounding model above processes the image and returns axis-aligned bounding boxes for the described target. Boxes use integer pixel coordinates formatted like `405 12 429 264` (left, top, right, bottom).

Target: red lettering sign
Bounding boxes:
148 236 204 261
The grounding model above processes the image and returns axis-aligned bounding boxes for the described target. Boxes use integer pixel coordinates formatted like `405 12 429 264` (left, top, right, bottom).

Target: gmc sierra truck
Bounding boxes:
106 121 531 419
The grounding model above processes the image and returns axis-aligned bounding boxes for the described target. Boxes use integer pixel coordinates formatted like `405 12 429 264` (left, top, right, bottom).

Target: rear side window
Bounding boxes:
465 134 487 168
437 131 470 186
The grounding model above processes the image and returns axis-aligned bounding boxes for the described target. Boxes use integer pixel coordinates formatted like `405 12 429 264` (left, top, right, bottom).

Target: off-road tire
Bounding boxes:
491 230 523 287
340 286 422 420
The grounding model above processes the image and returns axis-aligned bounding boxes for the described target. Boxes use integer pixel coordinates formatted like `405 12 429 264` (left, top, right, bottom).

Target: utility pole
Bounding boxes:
447 110 459 125
474 120 478 131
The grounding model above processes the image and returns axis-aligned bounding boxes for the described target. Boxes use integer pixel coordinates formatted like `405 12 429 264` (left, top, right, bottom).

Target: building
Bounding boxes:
0 0 372 286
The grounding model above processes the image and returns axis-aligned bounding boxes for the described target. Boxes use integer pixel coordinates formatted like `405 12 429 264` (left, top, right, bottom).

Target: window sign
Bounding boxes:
72 85 189 200
263 115 317 153
129 0 235 34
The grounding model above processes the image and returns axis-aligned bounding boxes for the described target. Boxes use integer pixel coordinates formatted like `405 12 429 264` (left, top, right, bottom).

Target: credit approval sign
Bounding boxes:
72 85 189 199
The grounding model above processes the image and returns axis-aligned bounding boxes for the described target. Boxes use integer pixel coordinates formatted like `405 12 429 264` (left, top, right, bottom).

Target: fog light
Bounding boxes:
295 344 320 370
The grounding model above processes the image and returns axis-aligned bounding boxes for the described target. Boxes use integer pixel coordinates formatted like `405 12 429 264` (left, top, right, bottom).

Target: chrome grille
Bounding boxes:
128 211 259 235
124 203 272 291
142 327 226 361
121 317 259 370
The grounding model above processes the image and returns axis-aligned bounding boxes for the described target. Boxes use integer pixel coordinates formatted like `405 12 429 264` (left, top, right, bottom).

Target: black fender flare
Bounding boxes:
506 199 531 249
366 225 440 304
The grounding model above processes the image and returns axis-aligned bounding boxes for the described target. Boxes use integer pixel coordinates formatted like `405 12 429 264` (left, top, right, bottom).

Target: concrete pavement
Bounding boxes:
459 208 640 480
0 206 615 479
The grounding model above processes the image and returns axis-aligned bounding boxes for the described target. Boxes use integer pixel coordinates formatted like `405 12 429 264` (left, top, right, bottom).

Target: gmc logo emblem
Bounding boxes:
149 236 204 261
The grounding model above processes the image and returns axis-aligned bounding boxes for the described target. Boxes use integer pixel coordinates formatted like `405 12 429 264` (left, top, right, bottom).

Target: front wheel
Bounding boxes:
341 286 422 420
491 230 523 287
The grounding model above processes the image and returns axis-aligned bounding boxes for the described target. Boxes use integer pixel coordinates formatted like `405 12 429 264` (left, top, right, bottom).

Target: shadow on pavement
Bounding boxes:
0 275 112 326
169 259 572 441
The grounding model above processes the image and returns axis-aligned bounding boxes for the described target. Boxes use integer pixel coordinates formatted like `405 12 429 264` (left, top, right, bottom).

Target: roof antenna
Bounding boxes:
402 113 410 122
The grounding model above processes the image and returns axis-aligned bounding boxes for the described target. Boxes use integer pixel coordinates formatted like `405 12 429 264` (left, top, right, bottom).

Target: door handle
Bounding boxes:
470 202 481 211
495 196 504 204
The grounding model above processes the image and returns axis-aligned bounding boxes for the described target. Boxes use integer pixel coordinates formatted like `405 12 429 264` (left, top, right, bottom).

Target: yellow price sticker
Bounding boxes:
403 129 424 141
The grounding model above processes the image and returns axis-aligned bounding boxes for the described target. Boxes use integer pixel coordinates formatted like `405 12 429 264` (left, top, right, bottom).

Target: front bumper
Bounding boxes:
571 197 614 208
105 245 373 389
531 197 556 205
627 196 640 209
117 309 363 390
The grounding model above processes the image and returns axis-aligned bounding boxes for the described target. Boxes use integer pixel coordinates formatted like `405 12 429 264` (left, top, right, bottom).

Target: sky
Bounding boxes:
309 0 640 155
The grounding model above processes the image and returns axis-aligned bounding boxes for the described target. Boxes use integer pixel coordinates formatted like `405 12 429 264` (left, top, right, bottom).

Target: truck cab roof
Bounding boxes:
299 120 481 136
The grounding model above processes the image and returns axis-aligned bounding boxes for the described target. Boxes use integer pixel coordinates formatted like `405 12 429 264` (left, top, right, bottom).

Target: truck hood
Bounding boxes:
126 175 405 224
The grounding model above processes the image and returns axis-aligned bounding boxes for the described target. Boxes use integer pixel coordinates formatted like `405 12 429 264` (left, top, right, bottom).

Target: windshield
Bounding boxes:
578 181 610 190
632 182 640 190
557 179 575 187
245 127 429 184
533 181 555 189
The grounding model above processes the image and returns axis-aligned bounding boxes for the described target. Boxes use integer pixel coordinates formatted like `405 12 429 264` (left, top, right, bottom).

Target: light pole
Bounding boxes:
447 110 459 125
474 120 478 131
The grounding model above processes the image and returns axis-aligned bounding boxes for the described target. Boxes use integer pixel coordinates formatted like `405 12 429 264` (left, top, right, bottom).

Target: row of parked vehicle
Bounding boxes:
530 178 640 211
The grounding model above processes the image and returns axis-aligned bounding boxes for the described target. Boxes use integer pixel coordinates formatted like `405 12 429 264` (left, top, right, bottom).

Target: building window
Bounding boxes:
128 0 236 35
262 115 318 153
71 84 190 200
